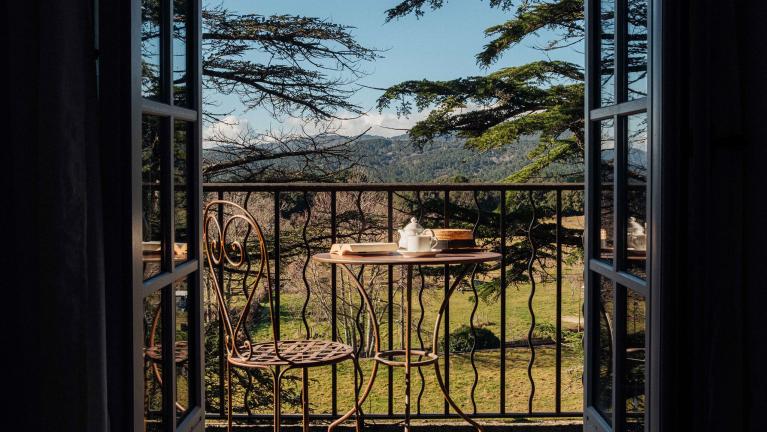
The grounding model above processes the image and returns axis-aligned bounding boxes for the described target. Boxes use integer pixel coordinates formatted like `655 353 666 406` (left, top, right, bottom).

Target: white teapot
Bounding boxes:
397 217 435 249
627 217 647 251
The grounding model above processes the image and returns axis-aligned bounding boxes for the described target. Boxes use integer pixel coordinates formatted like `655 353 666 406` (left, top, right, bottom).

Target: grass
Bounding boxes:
211 262 585 418
275 345 584 416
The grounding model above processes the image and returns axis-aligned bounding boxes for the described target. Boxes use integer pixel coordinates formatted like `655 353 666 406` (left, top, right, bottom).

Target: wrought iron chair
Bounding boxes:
204 200 360 432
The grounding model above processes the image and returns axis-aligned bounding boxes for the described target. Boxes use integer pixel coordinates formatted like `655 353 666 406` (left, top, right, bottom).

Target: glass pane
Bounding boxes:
174 121 191 263
600 0 616 106
141 0 161 100
624 288 646 431
173 0 190 106
144 290 164 431
627 0 648 100
598 119 615 262
143 116 163 280
175 278 192 422
626 113 648 278
595 275 614 424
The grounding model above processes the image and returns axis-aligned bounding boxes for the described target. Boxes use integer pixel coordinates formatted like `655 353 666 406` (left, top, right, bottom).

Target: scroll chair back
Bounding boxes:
203 200 281 363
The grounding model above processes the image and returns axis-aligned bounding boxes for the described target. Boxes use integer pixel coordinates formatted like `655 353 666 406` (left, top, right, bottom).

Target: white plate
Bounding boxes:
398 249 442 258
345 251 397 256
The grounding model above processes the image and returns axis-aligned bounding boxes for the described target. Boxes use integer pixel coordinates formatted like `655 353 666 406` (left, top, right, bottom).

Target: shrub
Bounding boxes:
443 325 501 353
535 322 584 352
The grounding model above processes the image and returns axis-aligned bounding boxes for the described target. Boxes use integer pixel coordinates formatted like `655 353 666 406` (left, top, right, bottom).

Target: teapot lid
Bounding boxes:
403 217 423 232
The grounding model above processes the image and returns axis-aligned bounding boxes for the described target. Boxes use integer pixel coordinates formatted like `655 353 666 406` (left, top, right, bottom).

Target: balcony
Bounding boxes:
195 182 585 431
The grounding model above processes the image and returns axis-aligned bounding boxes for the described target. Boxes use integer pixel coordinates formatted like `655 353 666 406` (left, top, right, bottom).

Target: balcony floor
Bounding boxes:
204 419 583 431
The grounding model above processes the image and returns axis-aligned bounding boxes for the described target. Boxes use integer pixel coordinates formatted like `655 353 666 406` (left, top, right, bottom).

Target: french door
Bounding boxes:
132 0 204 430
585 0 651 431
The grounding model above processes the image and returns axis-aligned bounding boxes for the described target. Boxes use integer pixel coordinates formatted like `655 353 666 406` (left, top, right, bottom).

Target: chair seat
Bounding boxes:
230 339 354 367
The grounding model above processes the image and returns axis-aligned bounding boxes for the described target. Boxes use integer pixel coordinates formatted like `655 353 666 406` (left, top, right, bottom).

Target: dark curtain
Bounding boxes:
661 0 767 431
4 1 109 431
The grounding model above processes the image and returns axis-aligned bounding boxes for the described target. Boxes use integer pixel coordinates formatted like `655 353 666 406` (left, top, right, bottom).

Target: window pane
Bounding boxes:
598 119 615 262
174 121 191 263
600 0 616 106
141 0 161 100
144 290 164 431
626 113 648 278
143 115 163 280
624 288 646 432
627 0 648 100
595 275 614 424
175 277 192 422
173 0 190 106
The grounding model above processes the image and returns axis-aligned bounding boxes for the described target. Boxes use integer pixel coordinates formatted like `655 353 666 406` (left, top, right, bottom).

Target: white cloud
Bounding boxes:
203 115 249 148
203 110 431 146
284 110 429 138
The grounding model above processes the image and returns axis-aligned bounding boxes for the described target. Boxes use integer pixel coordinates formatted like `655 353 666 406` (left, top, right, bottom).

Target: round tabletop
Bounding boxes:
312 251 501 266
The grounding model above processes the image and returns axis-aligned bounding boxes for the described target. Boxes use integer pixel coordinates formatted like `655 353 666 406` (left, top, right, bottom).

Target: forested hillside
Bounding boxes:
352 134 583 182
204 133 584 183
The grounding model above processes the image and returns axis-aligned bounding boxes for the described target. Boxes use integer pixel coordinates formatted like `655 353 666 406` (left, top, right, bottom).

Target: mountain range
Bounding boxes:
350 133 544 182
204 133 585 183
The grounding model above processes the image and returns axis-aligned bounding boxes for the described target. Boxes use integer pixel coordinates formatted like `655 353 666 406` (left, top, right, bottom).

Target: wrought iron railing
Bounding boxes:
201 182 585 425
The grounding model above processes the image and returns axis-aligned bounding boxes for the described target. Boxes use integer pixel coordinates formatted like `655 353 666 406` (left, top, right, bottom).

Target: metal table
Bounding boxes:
312 251 501 432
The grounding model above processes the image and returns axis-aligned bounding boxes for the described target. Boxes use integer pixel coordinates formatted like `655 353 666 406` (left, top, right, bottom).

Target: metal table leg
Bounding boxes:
330 262 484 432
431 263 485 432
404 265 413 431
329 264 381 432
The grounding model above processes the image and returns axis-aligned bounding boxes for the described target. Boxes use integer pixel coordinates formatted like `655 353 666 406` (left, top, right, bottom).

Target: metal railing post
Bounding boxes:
500 190 507 414
556 190 563 413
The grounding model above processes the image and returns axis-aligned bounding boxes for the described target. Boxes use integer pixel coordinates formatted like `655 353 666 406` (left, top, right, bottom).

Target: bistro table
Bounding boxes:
312 251 501 432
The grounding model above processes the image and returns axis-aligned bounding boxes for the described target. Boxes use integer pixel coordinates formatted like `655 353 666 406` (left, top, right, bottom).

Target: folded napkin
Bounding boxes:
330 242 398 255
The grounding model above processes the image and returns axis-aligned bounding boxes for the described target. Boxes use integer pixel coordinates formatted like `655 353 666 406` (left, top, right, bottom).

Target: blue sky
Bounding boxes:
206 0 582 138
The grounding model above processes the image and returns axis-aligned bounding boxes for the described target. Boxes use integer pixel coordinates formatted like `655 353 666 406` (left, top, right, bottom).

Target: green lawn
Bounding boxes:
213 263 584 417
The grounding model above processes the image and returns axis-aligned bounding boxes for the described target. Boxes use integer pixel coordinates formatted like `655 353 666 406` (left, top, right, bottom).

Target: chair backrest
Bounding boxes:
203 200 280 360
